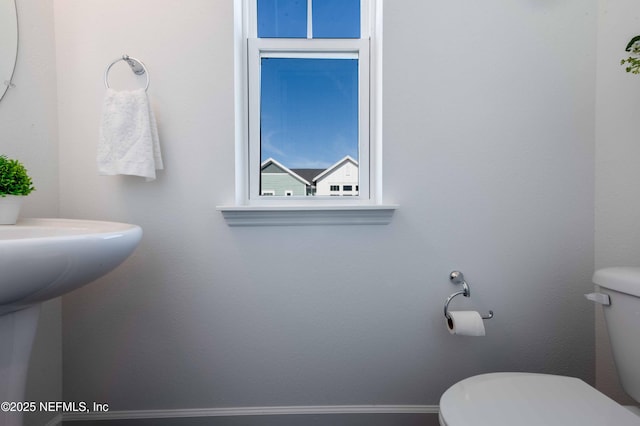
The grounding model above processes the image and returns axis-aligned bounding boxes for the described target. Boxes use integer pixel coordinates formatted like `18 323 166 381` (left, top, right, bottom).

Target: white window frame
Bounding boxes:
248 38 369 203
219 0 396 226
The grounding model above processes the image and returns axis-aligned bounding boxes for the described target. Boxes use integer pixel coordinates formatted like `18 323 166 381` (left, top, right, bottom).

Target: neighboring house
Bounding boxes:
313 156 359 196
260 156 359 197
260 158 310 196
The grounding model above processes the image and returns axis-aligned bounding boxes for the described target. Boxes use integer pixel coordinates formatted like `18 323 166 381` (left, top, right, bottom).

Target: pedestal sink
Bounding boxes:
0 218 142 426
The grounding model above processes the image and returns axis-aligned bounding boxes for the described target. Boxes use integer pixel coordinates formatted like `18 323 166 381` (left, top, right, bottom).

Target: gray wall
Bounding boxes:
52 1 597 423
0 0 62 425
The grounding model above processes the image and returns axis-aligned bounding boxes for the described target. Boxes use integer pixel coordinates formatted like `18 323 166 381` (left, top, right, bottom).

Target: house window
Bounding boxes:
330 185 339 191
235 0 381 205
343 185 353 191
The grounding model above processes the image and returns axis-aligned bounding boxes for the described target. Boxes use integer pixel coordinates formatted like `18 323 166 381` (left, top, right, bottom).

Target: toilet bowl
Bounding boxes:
439 372 640 425
439 267 640 426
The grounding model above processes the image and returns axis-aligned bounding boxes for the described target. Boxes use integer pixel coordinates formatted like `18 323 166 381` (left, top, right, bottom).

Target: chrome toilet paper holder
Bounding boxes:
444 271 494 321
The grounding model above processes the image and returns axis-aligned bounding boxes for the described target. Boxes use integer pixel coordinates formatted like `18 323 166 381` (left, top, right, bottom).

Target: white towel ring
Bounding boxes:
104 54 150 91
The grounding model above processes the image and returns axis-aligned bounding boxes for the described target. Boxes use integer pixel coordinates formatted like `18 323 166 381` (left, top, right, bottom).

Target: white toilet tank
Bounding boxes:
593 267 640 403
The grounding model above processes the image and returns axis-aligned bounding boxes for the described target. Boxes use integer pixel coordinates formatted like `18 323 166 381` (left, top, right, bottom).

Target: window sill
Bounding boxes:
217 204 398 226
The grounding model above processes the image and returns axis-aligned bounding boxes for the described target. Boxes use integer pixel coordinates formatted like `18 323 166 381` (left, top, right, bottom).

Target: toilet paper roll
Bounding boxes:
447 311 486 336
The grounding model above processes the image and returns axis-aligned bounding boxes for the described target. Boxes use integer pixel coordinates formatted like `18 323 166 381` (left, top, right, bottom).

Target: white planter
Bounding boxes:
0 195 25 225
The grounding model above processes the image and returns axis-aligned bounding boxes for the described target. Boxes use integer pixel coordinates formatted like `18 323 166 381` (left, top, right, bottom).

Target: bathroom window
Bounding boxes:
222 0 394 225
235 0 381 204
250 0 369 201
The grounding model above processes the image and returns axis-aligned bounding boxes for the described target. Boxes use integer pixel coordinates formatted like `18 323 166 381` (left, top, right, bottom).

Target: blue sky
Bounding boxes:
258 0 360 39
260 58 358 169
258 0 360 169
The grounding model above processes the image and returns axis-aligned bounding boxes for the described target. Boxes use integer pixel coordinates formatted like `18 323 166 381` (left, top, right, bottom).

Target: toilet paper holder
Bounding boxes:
444 271 494 320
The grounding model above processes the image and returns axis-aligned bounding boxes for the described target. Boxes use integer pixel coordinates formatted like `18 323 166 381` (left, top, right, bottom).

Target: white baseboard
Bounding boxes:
57 404 439 423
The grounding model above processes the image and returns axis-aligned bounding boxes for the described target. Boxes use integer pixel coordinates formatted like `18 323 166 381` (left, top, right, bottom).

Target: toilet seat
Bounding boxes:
439 372 640 426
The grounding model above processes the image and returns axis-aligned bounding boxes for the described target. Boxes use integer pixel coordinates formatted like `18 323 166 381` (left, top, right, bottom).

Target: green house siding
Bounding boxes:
262 163 283 174
261 173 306 196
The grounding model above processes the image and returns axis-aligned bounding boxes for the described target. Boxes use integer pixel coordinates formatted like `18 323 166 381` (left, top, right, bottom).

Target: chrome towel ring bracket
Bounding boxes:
104 54 150 91
444 271 494 322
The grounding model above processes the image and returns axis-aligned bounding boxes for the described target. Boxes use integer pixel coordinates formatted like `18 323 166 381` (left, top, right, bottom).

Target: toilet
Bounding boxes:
439 267 640 426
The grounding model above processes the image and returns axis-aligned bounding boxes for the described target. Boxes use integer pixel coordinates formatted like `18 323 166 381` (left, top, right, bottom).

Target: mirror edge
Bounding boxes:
0 0 18 102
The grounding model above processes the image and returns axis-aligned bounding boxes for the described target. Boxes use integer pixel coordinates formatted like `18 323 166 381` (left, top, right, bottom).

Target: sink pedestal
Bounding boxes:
0 218 142 425
0 305 40 426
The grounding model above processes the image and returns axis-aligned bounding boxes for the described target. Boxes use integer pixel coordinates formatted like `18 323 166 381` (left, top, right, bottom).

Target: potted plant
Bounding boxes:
621 35 640 74
0 155 35 224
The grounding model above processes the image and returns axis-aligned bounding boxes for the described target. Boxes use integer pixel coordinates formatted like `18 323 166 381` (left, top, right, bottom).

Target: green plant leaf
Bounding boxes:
0 155 35 196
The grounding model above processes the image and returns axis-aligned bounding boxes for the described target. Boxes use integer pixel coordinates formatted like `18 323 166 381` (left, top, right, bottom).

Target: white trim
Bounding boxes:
361 0 371 38
61 404 438 422
307 0 313 38
234 0 250 204
255 38 366 56
261 50 359 59
218 204 397 226
371 0 383 202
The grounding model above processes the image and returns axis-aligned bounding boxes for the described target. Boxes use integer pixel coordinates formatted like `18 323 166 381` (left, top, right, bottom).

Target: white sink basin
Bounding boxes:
0 218 142 315
0 218 141 425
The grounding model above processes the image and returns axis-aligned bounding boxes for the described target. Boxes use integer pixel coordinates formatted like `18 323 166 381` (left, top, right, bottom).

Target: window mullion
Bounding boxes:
307 0 313 39
246 0 257 38
247 38 262 200
360 0 370 38
254 38 365 57
357 39 370 201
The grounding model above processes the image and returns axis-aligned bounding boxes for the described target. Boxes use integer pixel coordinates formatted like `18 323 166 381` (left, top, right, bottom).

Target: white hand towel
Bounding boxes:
97 88 163 181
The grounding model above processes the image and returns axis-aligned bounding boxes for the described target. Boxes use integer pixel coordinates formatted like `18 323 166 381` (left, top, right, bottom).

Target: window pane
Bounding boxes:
260 58 359 197
312 0 360 38
257 0 307 38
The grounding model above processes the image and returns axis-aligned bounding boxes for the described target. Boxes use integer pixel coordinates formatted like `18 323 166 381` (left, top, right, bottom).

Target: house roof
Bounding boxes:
291 168 325 184
312 155 359 182
260 158 311 185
